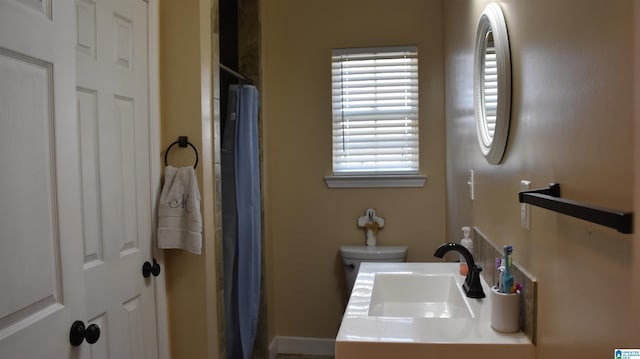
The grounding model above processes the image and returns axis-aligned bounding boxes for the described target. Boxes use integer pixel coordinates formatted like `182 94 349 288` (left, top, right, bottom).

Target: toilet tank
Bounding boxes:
340 245 408 295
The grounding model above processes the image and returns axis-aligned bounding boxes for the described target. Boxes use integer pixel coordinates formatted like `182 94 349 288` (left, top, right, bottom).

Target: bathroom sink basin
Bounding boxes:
368 274 472 318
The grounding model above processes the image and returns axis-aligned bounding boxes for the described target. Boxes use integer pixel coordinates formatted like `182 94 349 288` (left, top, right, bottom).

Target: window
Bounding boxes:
331 46 420 179
481 32 498 143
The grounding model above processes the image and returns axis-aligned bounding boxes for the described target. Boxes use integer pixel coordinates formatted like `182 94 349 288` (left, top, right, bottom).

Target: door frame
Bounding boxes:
633 0 640 339
146 1 170 358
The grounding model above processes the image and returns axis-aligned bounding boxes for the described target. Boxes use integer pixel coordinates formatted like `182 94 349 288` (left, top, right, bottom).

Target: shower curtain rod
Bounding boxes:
220 63 253 84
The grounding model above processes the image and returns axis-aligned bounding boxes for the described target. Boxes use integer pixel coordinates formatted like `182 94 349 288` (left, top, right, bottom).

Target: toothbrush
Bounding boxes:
502 245 513 293
497 265 505 293
495 258 502 290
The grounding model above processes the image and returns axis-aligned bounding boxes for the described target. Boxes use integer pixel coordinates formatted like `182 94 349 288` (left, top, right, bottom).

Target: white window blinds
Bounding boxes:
482 35 498 141
331 46 419 175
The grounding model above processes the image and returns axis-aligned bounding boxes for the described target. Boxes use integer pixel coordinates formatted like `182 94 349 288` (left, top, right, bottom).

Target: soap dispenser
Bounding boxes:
459 226 473 276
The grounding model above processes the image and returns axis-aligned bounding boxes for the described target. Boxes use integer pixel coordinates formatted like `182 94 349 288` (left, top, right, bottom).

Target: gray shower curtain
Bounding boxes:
222 84 261 359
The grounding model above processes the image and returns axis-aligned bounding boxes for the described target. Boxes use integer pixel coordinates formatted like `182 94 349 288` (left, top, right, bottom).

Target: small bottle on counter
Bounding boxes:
459 226 473 276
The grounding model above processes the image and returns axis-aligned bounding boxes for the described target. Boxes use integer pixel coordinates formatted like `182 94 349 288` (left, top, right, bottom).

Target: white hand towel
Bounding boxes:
157 166 202 254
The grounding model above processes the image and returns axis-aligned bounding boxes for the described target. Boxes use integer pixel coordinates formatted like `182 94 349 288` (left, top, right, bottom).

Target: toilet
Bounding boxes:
340 245 408 295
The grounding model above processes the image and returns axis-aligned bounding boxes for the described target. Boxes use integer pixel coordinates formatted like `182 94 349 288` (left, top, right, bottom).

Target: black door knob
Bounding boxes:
69 320 101 346
142 258 161 278
151 258 161 276
84 323 101 344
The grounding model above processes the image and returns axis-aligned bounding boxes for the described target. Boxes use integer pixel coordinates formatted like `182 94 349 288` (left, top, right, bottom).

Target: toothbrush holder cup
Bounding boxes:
490 286 520 333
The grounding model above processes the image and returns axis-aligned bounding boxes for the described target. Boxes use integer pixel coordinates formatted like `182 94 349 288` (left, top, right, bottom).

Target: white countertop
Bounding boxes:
335 262 533 358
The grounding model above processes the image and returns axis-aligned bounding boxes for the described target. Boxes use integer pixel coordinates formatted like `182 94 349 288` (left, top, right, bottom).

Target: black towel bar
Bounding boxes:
518 183 633 234
164 136 199 169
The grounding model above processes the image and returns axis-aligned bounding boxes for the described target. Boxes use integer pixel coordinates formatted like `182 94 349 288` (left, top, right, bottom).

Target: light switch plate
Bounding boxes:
520 180 531 230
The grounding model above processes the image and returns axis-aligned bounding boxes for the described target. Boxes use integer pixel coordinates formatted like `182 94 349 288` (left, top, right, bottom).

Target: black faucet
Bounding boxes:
433 243 485 298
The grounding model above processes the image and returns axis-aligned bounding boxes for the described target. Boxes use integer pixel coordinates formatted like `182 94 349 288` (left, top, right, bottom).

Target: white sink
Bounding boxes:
336 262 533 359
368 274 472 318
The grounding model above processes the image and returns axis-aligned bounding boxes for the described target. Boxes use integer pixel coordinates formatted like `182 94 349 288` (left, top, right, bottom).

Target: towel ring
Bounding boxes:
164 136 199 169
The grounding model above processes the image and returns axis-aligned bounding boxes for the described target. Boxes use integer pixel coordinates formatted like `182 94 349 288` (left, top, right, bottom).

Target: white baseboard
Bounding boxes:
268 336 335 359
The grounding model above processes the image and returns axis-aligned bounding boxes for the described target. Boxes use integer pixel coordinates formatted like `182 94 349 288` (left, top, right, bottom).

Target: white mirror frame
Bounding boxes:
473 3 511 165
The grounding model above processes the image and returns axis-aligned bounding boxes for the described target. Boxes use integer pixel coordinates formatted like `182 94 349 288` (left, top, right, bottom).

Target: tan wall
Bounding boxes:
261 0 446 339
444 0 638 358
160 0 219 357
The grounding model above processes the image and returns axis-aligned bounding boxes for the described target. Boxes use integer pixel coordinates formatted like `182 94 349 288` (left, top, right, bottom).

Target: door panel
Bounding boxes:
76 0 158 358
0 49 60 324
0 0 85 357
122 296 144 358
77 87 104 268
0 0 159 357
87 313 109 359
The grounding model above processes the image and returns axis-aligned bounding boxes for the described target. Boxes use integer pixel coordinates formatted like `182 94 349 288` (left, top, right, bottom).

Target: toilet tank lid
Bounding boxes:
340 245 408 260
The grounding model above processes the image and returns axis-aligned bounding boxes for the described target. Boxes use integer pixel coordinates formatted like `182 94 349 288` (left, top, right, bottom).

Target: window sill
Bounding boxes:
324 174 427 188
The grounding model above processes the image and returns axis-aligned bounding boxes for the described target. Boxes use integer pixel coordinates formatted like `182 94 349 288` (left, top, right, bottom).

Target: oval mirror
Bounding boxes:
473 3 511 164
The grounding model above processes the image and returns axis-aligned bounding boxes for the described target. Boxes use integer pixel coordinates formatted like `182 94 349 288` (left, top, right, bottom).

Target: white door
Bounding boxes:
0 0 87 358
75 0 159 358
